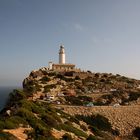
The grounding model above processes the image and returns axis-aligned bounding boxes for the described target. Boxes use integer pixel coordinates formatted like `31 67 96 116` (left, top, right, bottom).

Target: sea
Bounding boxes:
0 87 19 111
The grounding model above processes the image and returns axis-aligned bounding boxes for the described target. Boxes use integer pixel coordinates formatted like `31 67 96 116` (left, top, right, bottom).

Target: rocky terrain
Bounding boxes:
23 68 140 106
0 68 140 140
62 105 140 136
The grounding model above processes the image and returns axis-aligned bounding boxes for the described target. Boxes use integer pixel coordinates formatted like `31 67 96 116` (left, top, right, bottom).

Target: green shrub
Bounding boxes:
80 124 87 131
64 71 74 77
32 104 45 115
16 107 37 127
65 95 93 106
0 120 5 130
0 116 27 130
34 123 50 136
40 76 51 83
19 99 45 115
64 121 72 126
111 129 120 136
27 128 56 140
76 114 112 132
56 74 65 79
56 109 72 120
64 78 74 82
18 99 33 111
59 124 88 138
86 134 96 140
6 116 28 126
129 92 140 101
56 74 74 82
89 126 102 136
7 89 26 106
0 131 18 140
44 87 50 93
24 85 35 96
69 116 79 124
23 80 42 93
61 133 73 140
78 96 93 102
133 127 140 139
44 84 56 93
23 80 37 94
48 72 57 77
92 114 112 131
76 115 94 126
35 84 42 92
42 71 48 75
4 120 18 129
89 126 114 139
64 96 83 105
75 76 81 80
41 113 59 127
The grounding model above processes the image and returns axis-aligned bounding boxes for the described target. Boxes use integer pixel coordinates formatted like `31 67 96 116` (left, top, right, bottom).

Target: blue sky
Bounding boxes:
0 0 140 86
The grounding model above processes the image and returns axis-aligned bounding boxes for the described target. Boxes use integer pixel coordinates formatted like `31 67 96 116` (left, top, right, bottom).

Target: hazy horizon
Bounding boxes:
0 0 140 86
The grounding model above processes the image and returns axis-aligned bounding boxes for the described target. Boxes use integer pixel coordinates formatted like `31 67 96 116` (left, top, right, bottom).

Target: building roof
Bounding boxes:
53 63 75 67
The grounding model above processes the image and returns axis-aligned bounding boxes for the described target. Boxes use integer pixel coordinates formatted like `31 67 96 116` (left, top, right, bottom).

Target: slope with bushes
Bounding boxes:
0 68 140 139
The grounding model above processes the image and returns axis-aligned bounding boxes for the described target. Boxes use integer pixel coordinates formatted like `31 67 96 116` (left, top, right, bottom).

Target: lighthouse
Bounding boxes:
59 45 65 64
48 44 76 71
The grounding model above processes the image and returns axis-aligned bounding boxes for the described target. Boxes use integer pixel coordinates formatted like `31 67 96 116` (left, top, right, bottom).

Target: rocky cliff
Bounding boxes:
23 68 140 106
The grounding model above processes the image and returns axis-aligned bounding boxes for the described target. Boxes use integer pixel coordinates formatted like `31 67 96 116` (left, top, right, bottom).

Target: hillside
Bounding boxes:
23 68 140 106
0 68 140 140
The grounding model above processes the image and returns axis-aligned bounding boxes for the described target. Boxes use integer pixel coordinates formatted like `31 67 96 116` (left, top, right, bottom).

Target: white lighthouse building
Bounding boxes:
49 45 77 71
59 45 65 64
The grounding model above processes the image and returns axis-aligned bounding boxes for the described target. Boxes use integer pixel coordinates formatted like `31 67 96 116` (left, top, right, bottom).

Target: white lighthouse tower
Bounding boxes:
59 45 65 64
48 44 76 71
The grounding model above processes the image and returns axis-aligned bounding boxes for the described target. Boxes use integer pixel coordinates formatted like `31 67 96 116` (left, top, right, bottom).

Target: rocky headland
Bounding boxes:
0 68 140 140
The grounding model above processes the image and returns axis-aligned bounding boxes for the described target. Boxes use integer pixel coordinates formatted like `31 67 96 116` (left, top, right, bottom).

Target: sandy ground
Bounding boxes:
3 127 31 140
